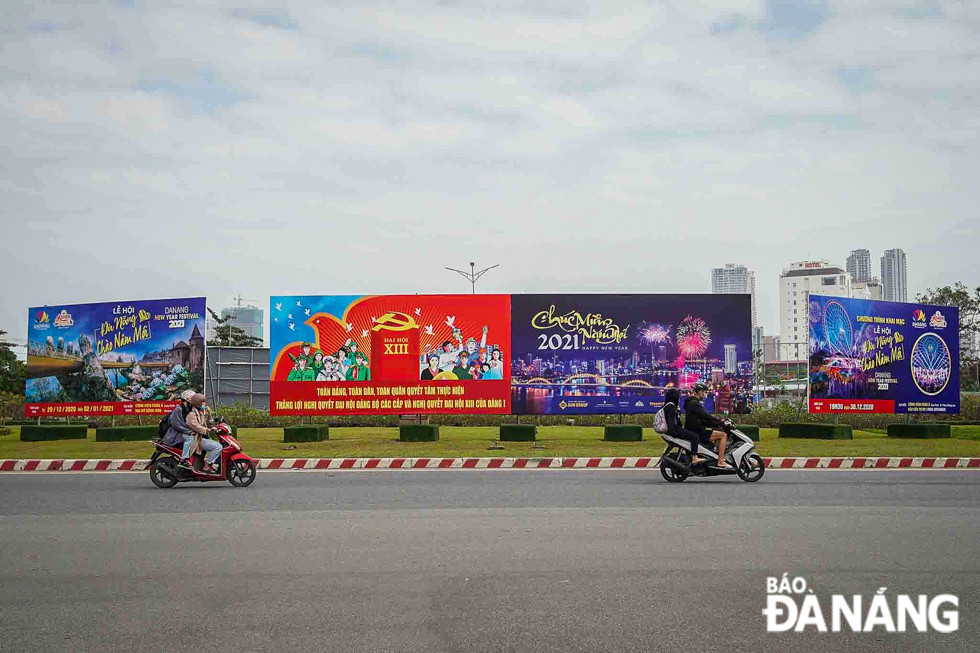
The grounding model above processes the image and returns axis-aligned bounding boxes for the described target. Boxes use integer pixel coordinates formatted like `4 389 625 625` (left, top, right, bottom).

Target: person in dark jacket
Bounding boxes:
664 388 705 465
161 390 194 449
684 382 729 468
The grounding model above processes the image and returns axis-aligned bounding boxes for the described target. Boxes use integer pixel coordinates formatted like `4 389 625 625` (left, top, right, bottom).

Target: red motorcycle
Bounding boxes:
147 417 258 488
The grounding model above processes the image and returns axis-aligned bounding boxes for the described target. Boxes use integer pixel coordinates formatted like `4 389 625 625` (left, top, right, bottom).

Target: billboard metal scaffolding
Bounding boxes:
206 347 270 409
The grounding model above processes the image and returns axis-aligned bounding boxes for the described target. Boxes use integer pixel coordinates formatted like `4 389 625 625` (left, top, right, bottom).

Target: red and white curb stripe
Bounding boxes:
2 457 980 472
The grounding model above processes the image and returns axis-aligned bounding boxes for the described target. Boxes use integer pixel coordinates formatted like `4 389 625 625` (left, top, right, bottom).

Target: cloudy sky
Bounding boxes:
3 0 977 347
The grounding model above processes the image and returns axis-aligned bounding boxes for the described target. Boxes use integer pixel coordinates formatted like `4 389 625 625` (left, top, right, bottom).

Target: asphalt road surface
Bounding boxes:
1 469 978 653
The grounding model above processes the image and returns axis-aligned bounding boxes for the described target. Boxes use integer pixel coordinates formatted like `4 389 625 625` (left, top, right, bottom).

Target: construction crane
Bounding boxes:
234 295 260 308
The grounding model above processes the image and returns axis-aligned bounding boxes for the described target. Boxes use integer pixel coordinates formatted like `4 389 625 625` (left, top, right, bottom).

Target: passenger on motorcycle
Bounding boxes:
684 383 729 468
160 392 192 449
184 393 222 474
663 388 705 465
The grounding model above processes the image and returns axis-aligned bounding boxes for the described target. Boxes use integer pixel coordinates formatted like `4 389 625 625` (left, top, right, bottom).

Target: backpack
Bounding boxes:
653 402 675 434
157 413 170 438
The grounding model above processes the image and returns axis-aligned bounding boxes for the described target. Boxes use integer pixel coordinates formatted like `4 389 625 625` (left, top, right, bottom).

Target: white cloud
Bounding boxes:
1 1 978 341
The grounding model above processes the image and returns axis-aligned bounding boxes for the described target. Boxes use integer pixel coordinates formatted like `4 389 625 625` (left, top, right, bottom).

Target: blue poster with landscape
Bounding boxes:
808 295 959 414
25 297 206 416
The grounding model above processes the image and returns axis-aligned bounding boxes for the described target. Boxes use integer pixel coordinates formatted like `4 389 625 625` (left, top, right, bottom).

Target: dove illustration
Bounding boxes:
304 308 310 316
445 315 456 328
296 300 302 306
288 323 295 331
273 317 278 322
414 308 421 316
361 329 368 338
371 316 377 323
424 324 434 335
345 322 353 332
275 303 282 311
288 314 293 320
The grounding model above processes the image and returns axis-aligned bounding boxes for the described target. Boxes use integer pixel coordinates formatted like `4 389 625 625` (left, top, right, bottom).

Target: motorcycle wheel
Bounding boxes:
227 459 256 488
659 450 689 483
736 453 766 482
150 459 179 488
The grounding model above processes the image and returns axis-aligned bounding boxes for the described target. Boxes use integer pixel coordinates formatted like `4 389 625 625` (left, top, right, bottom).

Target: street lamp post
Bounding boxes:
445 262 499 294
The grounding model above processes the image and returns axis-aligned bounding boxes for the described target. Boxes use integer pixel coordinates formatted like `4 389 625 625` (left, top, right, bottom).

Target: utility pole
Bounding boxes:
445 262 499 294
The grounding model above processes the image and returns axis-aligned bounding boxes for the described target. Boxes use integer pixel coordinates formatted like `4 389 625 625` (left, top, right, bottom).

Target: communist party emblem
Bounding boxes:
371 312 419 332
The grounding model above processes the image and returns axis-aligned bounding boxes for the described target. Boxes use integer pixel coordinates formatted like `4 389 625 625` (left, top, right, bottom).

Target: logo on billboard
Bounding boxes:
32 310 50 331
371 312 419 332
635 400 645 407
929 311 947 329
912 310 927 329
53 310 74 328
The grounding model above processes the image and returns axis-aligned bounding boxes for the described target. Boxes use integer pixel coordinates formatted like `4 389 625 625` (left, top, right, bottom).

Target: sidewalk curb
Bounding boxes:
2 457 980 472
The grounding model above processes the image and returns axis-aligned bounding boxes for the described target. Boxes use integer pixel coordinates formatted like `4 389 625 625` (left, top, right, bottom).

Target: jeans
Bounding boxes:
182 434 222 464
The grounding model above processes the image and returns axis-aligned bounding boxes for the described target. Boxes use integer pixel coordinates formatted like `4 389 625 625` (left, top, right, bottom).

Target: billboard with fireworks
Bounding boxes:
510 294 752 414
808 296 959 414
25 297 206 416
269 295 511 415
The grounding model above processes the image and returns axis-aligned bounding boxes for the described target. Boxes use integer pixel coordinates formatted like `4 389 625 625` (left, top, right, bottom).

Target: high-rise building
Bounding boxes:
724 344 737 374
711 263 757 332
778 260 851 360
215 305 265 345
881 249 908 303
846 249 872 283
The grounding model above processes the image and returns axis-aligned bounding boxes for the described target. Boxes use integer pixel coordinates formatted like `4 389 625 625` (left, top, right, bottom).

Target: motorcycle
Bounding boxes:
659 420 765 483
146 416 258 488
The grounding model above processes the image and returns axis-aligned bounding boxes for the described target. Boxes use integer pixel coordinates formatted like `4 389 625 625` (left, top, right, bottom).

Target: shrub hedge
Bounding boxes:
44 394 976 431
499 424 536 442
95 426 159 442
887 424 952 439
734 425 760 441
20 425 88 441
399 425 440 442
778 423 853 440
283 426 329 442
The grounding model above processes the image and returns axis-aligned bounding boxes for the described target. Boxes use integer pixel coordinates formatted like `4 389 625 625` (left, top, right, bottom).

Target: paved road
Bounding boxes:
1 470 978 652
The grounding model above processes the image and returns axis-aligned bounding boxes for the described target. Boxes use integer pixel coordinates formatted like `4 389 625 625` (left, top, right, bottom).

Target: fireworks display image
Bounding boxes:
809 300 823 324
637 322 672 346
676 315 711 359
911 333 951 395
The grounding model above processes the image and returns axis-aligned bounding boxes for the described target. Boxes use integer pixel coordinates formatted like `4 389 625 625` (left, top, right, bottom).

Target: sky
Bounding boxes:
3 0 978 349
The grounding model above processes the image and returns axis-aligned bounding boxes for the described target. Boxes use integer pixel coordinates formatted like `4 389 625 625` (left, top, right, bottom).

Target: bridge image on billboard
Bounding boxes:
510 294 752 414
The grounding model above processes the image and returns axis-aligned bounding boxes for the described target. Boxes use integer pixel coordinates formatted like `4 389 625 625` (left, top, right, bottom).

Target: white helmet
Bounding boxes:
180 389 196 402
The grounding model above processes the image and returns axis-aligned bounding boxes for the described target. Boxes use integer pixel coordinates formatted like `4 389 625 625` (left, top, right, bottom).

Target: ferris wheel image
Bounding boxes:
911 333 951 396
822 300 853 355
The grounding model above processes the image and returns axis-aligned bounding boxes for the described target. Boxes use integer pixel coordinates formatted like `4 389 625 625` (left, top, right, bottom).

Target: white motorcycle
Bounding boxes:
659 420 766 483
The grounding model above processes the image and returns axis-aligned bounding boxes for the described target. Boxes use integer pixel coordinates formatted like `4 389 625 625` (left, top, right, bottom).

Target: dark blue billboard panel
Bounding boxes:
510 294 751 414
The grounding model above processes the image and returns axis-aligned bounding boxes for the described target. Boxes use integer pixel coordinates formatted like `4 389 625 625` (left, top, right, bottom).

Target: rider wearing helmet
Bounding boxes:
684 382 729 468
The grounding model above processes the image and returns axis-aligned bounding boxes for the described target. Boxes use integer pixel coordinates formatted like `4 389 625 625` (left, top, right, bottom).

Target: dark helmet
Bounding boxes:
692 382 710 394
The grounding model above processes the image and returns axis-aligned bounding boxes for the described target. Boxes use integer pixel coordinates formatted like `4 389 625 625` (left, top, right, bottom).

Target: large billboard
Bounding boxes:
25 297 206 416
510 294 751 414
808 296 959 414
269 295 511 415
